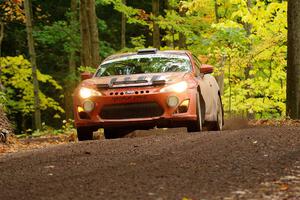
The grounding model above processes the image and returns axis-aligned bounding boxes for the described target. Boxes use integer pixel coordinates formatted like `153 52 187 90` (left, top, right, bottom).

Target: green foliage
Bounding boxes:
34 20 80 54
40 119 75 136
0 56 64 116
78 66 97 74
130 35 146 49
61 119 75 134
17 119 76 138
178 0 287 118
35 12 114 60
97 0 148 26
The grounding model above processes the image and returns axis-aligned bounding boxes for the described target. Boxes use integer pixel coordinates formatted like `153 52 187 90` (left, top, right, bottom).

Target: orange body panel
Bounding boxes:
74 87 198 128
73 50 221 130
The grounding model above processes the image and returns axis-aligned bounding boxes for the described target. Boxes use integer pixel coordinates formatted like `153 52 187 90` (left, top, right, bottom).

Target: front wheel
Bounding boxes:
187 92 203 133
77 127 97 141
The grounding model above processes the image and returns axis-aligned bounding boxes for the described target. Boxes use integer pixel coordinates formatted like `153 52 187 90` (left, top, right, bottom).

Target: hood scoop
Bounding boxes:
96 74 170 89
97 84 110 89
112 79 148 85
152 80 166 86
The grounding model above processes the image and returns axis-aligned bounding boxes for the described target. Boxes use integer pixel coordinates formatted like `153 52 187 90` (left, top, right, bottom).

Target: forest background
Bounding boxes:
0 0 287 134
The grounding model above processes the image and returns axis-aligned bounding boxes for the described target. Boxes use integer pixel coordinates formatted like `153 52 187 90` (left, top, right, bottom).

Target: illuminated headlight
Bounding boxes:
79 87 102 99
167 96 179 107
83 100 95 112
160 81 188 93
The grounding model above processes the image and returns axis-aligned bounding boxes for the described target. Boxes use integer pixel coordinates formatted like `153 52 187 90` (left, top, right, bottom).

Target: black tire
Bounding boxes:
187 92 203 133
207 95 224 131
77 127 96 141
104 128 133 139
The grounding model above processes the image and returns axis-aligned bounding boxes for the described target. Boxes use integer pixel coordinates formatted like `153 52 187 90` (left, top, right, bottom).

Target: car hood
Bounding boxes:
81 72 190 88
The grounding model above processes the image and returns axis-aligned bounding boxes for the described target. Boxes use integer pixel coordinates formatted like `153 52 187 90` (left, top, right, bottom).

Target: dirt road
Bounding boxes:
0 126 300 200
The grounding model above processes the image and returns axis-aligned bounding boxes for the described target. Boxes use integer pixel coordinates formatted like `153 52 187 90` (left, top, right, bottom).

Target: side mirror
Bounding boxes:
200 64 214 74
81 72 93 81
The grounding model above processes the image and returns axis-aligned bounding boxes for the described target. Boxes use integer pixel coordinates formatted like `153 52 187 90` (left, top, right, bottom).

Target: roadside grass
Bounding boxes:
16 119 76 139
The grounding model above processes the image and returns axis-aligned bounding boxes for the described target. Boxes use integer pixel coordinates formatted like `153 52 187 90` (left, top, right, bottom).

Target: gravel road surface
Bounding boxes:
0 126 300 200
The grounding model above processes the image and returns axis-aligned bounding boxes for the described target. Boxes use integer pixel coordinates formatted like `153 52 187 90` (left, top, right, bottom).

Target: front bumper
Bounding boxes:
74 88 198 128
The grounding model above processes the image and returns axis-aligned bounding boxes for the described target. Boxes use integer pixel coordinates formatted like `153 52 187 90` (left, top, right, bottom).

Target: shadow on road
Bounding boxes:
124 118 251 138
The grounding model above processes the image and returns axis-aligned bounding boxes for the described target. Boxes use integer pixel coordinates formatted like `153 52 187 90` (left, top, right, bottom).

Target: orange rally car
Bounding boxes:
74 49 224 140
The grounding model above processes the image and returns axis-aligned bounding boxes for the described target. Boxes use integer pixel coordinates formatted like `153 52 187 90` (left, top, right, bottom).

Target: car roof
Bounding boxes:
103 50 191 63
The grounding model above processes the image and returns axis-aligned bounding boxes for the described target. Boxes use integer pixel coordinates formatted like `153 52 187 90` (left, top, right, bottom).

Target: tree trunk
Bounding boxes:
24 0 41 130
80 0 91 66
214 0 219 23
287 0 300 119
0 21 5 91
214 0 224 95
178 33 186 49
121 0 126 49
243 0 254 119
88 0 100 67
216 55 226 95
178 6 186 49
69 0 77 77
0 21 4 57
243 0 253 80
152 0 160 49
80 0 100 68
64 0 78 120
164 0 172 48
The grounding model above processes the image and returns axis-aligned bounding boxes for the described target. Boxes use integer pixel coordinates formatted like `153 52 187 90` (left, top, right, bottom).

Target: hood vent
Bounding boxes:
112 79 148 85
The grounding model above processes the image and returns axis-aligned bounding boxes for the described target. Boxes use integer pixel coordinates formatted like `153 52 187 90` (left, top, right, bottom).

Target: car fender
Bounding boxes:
198 74 220 122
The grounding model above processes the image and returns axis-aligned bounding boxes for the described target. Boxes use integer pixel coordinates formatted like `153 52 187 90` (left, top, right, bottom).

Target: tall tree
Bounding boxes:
121 0 126 49
214 0 219 23
70 0 78 75
178 6 186 49
152 0 160 48
214 0 224 95
287 0 300 119
243 0 254 119
0 20 3 57
80 0 100 67
163 0 172 48
65 0 78 120
243 0 253 80
24 0 41 130
0 21 4 91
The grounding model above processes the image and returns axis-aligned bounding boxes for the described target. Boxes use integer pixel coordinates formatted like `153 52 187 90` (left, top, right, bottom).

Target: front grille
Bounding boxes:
100 103 163 119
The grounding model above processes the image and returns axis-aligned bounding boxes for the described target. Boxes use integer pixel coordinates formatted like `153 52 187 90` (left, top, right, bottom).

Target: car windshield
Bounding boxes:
96 54 192 77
